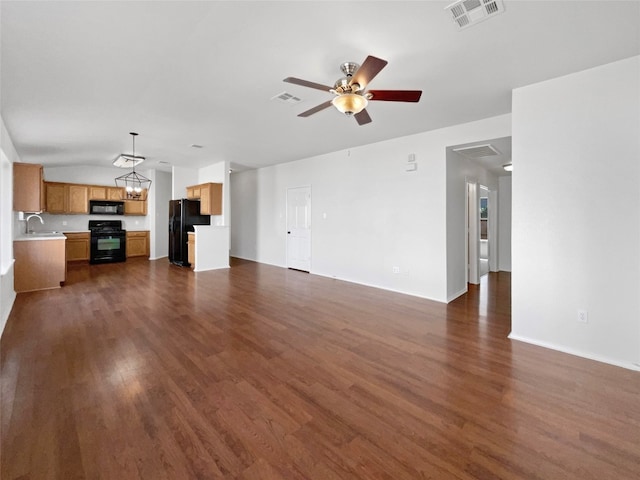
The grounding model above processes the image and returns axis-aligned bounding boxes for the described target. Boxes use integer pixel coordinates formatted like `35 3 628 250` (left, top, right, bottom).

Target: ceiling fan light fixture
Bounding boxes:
113 154 145 168
332 94 368 116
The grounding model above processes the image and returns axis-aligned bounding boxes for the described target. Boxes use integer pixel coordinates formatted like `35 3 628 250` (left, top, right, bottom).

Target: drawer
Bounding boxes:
126 231 149 237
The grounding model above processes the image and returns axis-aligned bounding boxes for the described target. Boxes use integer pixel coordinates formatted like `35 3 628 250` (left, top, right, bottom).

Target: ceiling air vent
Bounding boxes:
272 92 302 105
445 0 505 30
453 143 501 158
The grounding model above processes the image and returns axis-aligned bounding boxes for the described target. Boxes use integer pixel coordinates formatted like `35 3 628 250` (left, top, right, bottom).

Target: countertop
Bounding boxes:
14 232 67 242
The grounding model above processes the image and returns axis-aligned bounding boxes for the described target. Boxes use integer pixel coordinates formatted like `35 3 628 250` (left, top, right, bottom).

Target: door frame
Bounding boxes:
466 180 480 285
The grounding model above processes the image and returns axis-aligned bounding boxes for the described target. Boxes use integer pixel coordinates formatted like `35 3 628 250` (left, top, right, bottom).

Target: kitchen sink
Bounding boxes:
26 231 62 237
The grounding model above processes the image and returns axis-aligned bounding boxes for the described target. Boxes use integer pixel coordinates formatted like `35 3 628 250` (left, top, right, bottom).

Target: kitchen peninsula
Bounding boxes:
190 225 229 271
13 233 66 292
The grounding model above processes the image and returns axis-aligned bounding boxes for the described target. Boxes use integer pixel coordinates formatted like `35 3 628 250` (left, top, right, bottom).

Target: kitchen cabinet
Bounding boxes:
14 237 66 292
45 182 66 213
124 199 147 216
186 185 201 199
13 162 45 212
68 184 89 213
64 232 90 262
187 232 195 268
45 182 89 214
126 230 149 258
186 182 222 215
89 186 124 201
89 185 123 200
89 186 107 200
108 187 124 200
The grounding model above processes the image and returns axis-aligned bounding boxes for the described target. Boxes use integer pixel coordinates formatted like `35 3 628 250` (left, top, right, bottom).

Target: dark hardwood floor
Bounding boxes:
2 258 639 479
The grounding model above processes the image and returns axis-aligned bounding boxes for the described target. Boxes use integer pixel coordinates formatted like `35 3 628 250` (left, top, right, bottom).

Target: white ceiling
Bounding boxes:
1 1 638 174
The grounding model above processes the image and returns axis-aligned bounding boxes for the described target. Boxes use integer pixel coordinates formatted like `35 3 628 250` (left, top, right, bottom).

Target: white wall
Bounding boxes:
149 169 171 259
172 166 198 200
231 114 510 303
0 116 18 337
511 55 640 370
498 175 512 271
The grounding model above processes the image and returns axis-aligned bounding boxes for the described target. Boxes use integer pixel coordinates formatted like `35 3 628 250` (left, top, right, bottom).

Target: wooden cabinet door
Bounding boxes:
186 186 201 199
108 187 124 200
201 183 222 215
187 233 195 268
124 200 147 216
68 185 89 214
199 184 211 214
126 231 149 257
45 183 66 213
89 186 107 200
13 163 44 212
65 233 90 262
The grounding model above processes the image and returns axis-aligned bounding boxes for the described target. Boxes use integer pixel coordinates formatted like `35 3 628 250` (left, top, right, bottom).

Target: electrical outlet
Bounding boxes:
577 310 588 323
62 221 67 226
392 266 400 274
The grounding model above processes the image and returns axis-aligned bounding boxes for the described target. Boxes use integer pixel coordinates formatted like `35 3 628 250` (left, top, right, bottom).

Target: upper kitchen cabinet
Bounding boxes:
13 163 44 212
45 182 89 214
186 182 222 215
89 186 125 201
124 199 147 216
68 184 89 213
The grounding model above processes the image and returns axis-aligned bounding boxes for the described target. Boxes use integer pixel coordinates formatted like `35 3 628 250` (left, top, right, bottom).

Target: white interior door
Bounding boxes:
286 186 311 271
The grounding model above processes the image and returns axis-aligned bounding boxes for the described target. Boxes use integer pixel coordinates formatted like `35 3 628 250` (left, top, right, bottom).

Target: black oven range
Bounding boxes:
89 220 126 264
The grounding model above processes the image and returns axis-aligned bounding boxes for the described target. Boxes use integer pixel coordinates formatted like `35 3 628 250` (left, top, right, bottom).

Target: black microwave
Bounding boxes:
89 200 124 215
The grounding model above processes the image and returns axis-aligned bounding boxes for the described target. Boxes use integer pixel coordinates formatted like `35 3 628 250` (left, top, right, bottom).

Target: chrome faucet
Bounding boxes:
25 214 44 234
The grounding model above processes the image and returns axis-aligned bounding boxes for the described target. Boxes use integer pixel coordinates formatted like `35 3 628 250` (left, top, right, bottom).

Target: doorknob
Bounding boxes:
287 231 291 234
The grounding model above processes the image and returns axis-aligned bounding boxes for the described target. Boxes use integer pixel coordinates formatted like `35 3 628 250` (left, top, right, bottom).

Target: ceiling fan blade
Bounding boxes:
298 100 334 117
354 109 372 126
367 90 422 102
284 77 333 92
350 56 388 90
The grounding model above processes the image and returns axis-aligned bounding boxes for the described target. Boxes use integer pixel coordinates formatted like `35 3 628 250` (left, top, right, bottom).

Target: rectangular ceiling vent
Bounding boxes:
453 144 501 158
272 92 302 105
445 0 505 30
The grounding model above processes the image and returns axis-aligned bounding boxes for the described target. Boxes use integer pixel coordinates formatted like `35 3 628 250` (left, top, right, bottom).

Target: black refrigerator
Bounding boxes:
168 199 210 266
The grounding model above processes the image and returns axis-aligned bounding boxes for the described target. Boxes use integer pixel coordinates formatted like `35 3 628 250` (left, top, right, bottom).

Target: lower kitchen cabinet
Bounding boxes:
126 231 149 258
64 232 90 262
14 238 66 292
187 232 195 268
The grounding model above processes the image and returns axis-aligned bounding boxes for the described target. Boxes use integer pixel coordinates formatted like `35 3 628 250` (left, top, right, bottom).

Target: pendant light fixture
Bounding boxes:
114 132 152 200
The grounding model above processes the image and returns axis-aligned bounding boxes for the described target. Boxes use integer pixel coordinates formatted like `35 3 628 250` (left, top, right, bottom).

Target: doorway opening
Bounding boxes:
480 186 489 277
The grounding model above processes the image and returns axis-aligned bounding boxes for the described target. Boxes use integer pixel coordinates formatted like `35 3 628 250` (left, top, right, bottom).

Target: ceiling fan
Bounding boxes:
284 55 422 126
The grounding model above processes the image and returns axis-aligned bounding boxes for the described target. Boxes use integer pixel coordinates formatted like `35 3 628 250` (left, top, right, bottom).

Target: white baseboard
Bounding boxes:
447 287 468 303
311 270 446 304
508 333 640 372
